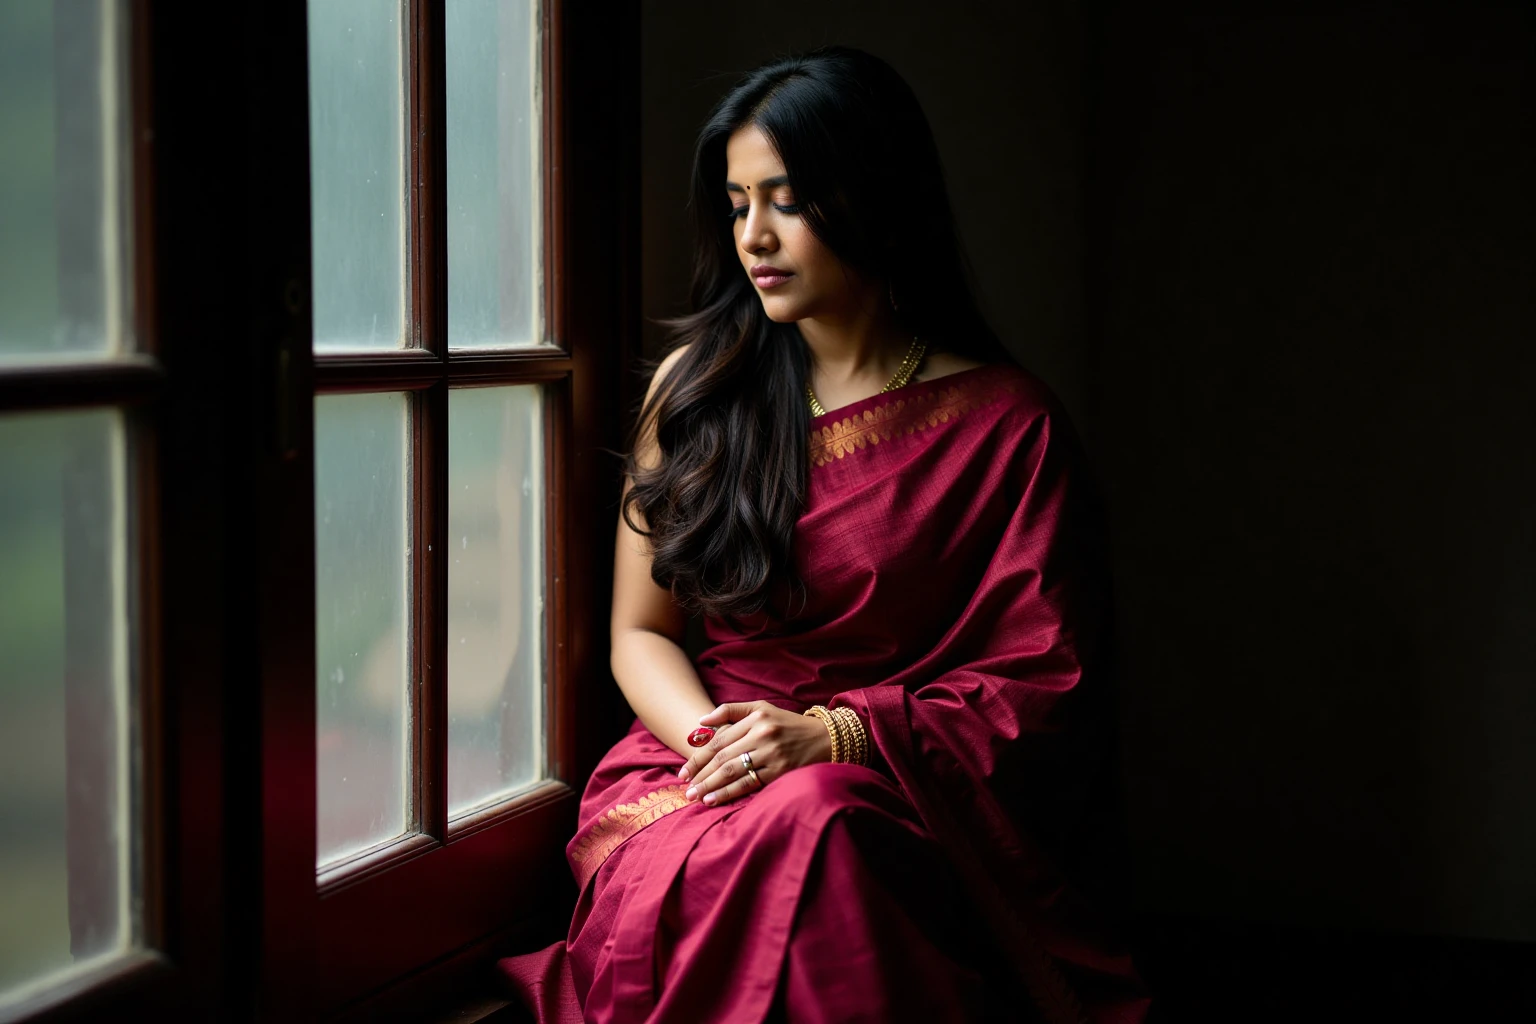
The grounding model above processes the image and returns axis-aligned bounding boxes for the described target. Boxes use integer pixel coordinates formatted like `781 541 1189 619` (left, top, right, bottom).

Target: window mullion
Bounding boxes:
412 0 448 358
542 378 572 786
417 382 450 841
541 0 564 350
415 0 451 842
0 359 165 415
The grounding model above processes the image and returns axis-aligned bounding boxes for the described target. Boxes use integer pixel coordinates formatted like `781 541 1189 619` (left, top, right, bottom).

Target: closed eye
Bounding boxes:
726 203 801 221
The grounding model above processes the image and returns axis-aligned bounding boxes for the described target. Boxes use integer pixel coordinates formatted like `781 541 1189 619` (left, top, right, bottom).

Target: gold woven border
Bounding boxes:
570 783 691 888
808 374 1017 468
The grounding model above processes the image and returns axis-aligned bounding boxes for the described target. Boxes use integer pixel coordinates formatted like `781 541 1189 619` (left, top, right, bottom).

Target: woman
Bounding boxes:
501 47 1148 1023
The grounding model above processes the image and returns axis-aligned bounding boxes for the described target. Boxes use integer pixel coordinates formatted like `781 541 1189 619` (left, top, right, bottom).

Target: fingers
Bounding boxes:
682 700 776 782
678 713 755 783
684 734 757 802
697 701 765 727
699 766 767 807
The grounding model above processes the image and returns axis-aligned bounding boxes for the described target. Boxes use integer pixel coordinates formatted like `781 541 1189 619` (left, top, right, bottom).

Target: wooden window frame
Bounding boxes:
309 0 577 1011
6 0 636 1020
304 0 639 1014
0 4 172 1021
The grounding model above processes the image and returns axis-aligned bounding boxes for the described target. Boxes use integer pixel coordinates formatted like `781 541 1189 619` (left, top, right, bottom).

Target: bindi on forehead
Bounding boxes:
724 174 791 194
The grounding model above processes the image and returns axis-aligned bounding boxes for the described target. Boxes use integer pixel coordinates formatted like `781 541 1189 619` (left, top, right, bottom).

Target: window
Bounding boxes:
300 0 635 1013
0 0 150 1015
308 0 552 882
1 1 634 1017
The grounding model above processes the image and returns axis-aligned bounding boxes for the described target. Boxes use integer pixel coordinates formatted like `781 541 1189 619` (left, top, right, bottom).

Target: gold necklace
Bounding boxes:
806 337 927 418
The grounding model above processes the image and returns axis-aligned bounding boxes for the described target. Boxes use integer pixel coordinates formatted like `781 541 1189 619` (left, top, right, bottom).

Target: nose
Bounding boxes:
738 202 777 255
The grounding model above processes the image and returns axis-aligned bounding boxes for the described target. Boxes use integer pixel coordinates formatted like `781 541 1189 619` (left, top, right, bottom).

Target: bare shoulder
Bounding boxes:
645 343 692 405
916 347 987 383
634 343 692 472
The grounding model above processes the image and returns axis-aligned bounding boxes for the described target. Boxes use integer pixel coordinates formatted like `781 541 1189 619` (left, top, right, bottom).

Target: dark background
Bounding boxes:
640 1 1534 1016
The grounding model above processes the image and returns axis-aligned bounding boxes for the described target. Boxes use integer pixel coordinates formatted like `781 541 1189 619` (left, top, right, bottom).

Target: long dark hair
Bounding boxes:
623 46 1014 621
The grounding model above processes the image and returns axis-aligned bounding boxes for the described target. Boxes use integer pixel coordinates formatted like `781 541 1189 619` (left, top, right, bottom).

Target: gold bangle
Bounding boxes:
806 705 870 766
805 706 840 764
831 706 869 766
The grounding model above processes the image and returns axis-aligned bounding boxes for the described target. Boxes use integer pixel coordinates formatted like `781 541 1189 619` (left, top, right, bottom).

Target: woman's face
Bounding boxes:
724 124 872 324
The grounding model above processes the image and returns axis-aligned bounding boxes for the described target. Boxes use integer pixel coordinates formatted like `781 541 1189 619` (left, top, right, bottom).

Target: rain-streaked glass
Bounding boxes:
315 393 411 865
0 410 134 1006
447 386 545 815
445 0 543 349
307 0 407 352
0 0 132 361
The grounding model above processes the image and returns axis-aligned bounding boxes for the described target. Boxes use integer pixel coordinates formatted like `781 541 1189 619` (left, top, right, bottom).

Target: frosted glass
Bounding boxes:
0 410 134 1006
445 0 543 350
307 0 407 352
315 393 411 866
0 0 131 360
447 387 545 815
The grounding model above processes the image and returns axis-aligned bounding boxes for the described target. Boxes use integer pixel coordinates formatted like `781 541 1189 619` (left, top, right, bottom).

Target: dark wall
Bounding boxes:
641 0 1535 948
1088 6 1535 941
640 0 1089 415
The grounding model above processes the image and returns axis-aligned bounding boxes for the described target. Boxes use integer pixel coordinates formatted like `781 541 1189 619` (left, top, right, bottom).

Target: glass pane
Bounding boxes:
0 0 131 361
307 0 407 352
315 392 410 866
0 409 134 1006
448 386 544 815
445 0 543 350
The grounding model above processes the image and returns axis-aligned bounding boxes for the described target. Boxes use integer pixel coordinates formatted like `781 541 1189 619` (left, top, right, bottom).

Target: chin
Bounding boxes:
758 296 809 323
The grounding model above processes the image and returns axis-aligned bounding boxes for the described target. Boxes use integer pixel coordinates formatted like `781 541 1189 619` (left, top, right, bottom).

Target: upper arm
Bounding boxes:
611 345 691 645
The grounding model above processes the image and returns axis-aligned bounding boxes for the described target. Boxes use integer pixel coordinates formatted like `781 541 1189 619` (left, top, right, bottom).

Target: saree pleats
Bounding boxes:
769 782 998 1023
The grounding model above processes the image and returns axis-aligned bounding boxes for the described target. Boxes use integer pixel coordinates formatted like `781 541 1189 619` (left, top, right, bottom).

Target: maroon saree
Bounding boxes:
500 363 1150 1023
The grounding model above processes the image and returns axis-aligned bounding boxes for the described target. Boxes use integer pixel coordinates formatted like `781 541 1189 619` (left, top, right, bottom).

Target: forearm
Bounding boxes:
610 627 716 761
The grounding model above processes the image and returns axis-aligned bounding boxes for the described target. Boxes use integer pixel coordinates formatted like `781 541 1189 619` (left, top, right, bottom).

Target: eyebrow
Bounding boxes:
724 175 791 193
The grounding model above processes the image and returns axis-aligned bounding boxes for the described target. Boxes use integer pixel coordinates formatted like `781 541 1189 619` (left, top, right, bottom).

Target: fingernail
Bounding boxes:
702 792 717 805
677 766 688 780
685 787 697 800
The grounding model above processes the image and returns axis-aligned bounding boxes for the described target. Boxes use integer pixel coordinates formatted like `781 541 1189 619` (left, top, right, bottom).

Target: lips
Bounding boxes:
750 265 794 289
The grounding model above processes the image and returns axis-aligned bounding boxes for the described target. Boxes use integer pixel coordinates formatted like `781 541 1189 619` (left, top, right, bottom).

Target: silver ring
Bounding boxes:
741 751 755 773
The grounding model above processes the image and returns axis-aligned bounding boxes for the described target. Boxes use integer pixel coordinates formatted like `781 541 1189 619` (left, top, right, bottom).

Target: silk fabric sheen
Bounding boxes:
500 364 1149 1023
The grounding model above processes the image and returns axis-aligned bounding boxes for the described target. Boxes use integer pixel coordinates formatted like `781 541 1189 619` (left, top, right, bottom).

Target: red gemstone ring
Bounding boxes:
686 726 716 748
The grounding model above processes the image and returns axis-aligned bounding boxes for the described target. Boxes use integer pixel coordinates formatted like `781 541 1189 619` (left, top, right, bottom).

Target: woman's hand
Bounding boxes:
677 701 832 807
